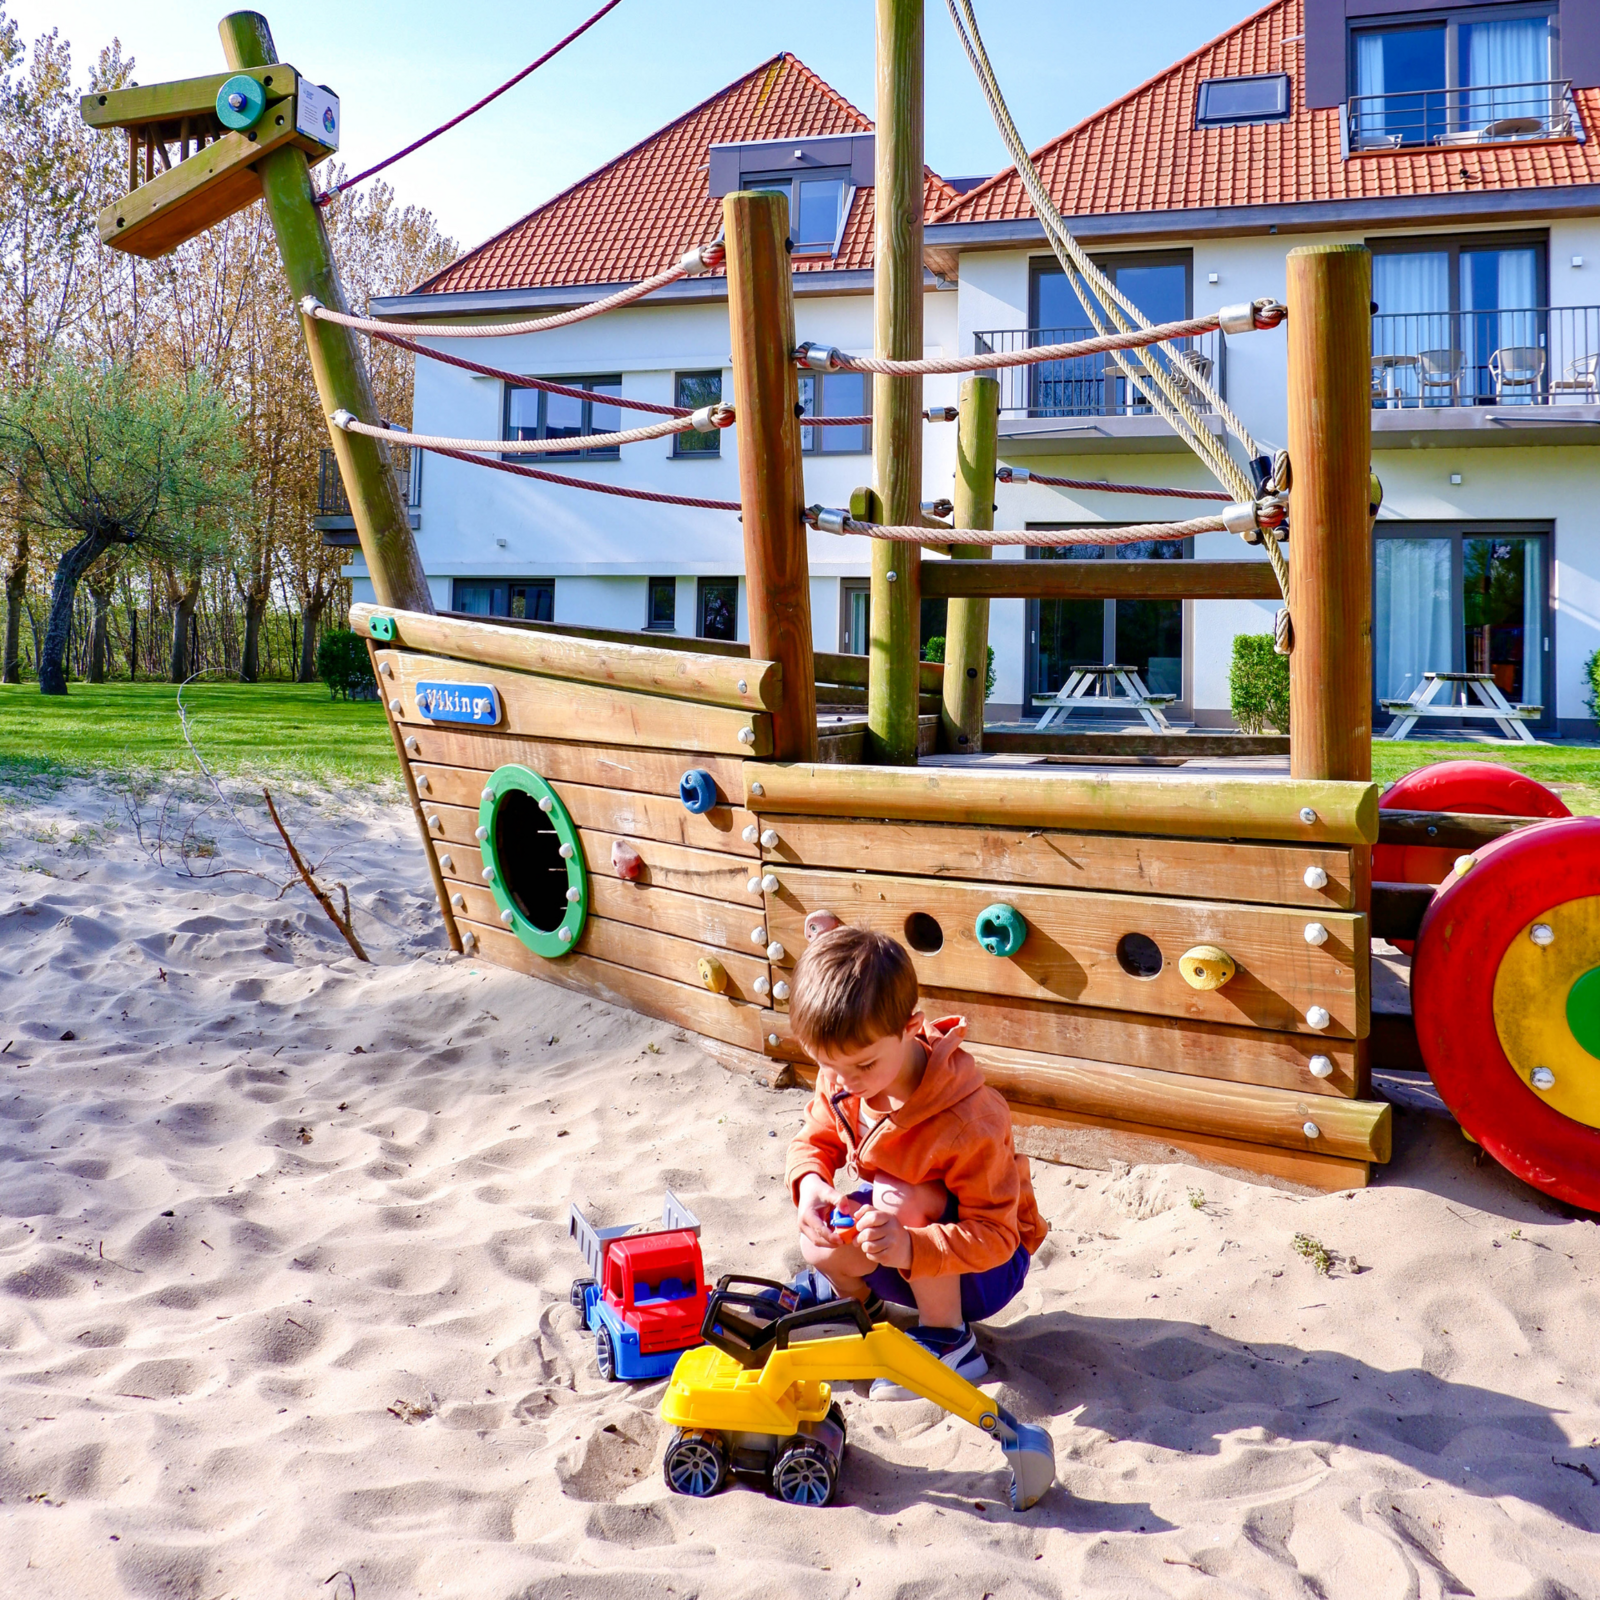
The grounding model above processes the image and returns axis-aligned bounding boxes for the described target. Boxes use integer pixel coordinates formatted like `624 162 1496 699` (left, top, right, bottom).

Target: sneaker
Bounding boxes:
870 1324 988 1400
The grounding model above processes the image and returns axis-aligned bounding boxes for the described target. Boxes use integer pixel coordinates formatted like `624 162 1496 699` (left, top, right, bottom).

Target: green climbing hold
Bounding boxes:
369 614 396 642
974 902 1027 959
1566 966 1600 1060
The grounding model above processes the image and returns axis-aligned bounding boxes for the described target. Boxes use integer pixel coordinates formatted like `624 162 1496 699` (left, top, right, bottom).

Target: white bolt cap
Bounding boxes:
379 661 393 676
481 866 496 882
1302 1120 1322 1140
737 679 748 694
742 824 760 844
538 796 554 813
427 815 441 831
500 909 514 926
416 774 430 791
1304 922 1330 947
887 570 898 583
450 894 465 910
748 876 763 895
404 737 420 754
738 727 756 746
1308 1054 1334 1079
558 926 572 943
1303 865 1328 890
751 782 765 798
1299 807 1317 825
761 874 779 893
1530 922 1555 946
753 976 771 996
1531 1066 1556 1090
388 698 403 715
1455 855 1475 875
760 829 779 849
439 854 453 872
767 1033 780 1047
558 843 575 860
475 825 489 841
481 788 494 803
566 887 580 903
751 927 767 945
773 980 791 1001
1306 1005 1331 1029
767 941 786 962
461 930 476 949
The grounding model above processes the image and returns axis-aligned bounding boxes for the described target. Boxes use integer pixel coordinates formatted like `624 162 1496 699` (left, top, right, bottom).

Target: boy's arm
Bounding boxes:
903 1112 1022 1278
785 1081 848 1204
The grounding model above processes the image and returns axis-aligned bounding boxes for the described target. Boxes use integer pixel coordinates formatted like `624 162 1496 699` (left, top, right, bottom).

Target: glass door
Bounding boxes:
1463 535 1543 706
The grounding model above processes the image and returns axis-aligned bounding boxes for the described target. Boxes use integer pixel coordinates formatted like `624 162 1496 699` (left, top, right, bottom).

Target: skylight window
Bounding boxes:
1196 73 1292 127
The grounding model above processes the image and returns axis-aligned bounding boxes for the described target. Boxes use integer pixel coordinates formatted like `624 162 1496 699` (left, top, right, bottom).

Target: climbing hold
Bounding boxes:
369 614 396 642
215 73 266 130
679 768 718 814
805 910 842 942
611 839 644 882
698 957 729 994
974 903 1027 959
1179 946 1236 990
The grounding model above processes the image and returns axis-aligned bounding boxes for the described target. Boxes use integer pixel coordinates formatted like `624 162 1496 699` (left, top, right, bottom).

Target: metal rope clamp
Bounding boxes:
794 342 844 371
680 236 726 276
808 505 850 535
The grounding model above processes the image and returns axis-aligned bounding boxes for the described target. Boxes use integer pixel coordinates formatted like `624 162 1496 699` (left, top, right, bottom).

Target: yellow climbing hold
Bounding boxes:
1179 945 1236 991
698 956 729 994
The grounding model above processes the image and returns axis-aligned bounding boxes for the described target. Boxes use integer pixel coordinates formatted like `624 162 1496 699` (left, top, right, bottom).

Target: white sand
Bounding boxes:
2 775 1598 1599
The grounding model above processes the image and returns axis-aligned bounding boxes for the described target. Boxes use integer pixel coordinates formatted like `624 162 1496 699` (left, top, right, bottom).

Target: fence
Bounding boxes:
1347 79 1578 153
317 444 422 516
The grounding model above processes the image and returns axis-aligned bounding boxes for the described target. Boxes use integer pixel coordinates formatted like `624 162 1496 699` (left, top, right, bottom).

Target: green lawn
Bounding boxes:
1370 739 1600 814
0 681 399 785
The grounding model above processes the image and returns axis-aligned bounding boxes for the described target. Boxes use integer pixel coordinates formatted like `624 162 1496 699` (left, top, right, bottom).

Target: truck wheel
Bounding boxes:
771 1439 838 1507
663 1430 727 1498
569 1278 596 1328
826 1402 846 1440
594 1323 617 1381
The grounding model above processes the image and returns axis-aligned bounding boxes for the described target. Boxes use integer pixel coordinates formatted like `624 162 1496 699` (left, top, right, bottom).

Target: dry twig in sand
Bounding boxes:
263 788 369 962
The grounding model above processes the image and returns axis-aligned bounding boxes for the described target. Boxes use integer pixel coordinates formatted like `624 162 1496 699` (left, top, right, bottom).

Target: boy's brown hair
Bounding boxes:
787 926 919 1053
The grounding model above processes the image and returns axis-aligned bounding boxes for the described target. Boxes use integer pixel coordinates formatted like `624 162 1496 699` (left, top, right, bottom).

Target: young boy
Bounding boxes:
784 926 1047 1398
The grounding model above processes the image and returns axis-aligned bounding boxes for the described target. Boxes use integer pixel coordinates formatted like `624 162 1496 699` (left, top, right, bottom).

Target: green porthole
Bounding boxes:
478 765 588 958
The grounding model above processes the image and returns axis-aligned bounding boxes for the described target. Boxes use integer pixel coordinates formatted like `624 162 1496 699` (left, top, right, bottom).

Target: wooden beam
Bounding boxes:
817 650 942 693
353 603 779 713
1375 809 1548 850
981 730 1290 758
868 0 925 766
1371 881 1434 943
81 66 292 129
921 559 1283 601
941 374 999 753
723 189 817 761
743 763 1381 845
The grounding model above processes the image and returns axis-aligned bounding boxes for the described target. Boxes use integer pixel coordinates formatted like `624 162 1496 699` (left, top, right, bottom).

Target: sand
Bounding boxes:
1 773 1598 1600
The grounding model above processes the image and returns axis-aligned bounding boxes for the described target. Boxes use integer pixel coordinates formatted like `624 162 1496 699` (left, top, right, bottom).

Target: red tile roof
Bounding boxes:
934 0 1600 228
418 53 958 296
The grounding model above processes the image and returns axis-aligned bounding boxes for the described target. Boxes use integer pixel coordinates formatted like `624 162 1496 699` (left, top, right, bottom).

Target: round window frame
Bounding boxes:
478 764 588 958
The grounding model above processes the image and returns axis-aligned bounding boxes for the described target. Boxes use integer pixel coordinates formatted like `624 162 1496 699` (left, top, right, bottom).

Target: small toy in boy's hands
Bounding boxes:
829 1184 874 1239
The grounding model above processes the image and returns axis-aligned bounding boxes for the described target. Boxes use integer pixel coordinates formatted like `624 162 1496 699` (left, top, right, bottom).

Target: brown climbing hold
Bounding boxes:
611 839 644 882
804 910 842 942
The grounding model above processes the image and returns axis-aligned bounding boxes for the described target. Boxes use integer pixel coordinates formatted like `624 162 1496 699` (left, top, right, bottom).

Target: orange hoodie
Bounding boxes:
785 1016 1048 1279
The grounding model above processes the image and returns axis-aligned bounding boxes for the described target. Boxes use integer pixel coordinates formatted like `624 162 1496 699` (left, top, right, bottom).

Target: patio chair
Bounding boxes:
1416 348 1463 406
1488 345 1545 402
1551 350 1600 403
1173 348 1215 410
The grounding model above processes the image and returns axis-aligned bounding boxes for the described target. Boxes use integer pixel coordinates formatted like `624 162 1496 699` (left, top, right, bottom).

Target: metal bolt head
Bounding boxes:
1303 865 1328 890
887 570 898 583
751 926 767 945
1531 1066 1556 1090
1306 1005 1331 1029
742 824 760 844
767 1033 780 1047
751 782 765 798
1299 807 1317 825
1530 923 1555 947
227 90 246 110
737 679 748 695
1308 1054 1334 1079
1304 922 1330 946
1302 1120 1322 1140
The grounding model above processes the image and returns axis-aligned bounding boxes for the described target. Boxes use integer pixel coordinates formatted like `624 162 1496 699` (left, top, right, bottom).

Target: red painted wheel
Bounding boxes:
1375 762 1569 952
1412 817 1600 1211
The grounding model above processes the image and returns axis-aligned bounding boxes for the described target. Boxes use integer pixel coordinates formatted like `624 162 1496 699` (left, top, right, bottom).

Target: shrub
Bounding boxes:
922 635 997 698
1586 648 1600 722
316 628 377 700
1230 632 1290 734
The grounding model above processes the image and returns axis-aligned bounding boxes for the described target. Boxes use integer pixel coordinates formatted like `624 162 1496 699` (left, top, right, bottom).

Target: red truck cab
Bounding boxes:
606 1230 707 1354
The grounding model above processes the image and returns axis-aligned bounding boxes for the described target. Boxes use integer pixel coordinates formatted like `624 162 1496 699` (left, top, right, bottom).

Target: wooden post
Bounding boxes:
219 12 433 615
868 0 925 765
723 189 817 762
1286 244 1372 784
940 374 998 752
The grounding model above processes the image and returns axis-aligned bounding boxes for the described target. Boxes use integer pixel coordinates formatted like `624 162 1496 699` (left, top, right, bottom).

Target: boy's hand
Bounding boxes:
796 1173 842 1248
852 1206 912 1271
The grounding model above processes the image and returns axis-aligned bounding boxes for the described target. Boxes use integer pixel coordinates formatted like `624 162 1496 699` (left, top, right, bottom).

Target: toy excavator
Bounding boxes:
659 1277 1057 1510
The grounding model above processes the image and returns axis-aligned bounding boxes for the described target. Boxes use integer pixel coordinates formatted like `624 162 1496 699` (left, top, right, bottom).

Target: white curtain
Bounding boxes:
1375 538 1453 701
1521 539 1543 707
1461 247 1540 401
1465 18 1550 127
1356 32 1385 98
1374 252 1449 400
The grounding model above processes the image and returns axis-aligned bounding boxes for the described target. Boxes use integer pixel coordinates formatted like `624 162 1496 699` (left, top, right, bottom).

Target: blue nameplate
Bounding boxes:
414 681 502 726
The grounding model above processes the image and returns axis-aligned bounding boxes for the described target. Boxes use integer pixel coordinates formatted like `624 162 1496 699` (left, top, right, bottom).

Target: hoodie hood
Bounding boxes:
889 1015 988 1131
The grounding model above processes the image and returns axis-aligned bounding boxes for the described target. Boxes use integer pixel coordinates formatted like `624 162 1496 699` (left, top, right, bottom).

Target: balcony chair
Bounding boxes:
1488 345 1545 403
1174 348 1215 410
1551 350 1600 404
1417 348 1463 406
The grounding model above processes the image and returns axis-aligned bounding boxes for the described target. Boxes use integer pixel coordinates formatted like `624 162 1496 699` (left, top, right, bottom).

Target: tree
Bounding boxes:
0 358 246 693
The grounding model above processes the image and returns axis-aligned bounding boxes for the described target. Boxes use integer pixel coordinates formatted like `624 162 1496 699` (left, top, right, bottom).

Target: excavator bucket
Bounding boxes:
994 1407 1056 1511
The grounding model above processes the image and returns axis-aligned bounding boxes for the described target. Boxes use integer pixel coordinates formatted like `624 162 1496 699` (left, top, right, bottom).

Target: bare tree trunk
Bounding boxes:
41 531 115 696
166 567 202 682
87 568 114 683
240 578 268 683
2 530 26 685
298 591 327 683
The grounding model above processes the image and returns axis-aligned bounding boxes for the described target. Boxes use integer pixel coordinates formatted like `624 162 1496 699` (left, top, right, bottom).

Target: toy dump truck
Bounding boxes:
568 1190 707 1381
659 1277 1057 1509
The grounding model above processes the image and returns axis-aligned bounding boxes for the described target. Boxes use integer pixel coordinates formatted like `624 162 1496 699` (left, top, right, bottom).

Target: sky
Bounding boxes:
21 0 1255 254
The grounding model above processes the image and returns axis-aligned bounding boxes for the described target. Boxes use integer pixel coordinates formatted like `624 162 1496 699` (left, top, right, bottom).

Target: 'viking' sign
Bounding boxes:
414 682 502 726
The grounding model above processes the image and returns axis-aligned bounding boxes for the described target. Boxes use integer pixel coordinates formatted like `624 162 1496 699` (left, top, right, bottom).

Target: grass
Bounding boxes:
0 681 399 786
1371 739 1600 815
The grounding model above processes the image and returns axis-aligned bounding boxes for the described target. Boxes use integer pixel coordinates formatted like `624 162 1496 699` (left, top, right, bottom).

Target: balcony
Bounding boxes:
315 444 423 545
1347 79 1580 154
1370 305 1600 448
974 325 1228 455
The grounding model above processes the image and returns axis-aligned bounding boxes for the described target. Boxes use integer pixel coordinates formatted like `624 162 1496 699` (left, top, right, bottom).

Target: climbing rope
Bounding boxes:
430 447 740 512
945 0 1292 605
808 508 1234 547
997 467 1230 502
331 405 732 455
316 0 626 206
794 306 1281 379
301 239 724 341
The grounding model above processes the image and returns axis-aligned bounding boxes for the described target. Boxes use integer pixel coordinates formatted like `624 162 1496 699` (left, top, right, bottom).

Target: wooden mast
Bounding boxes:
867 0 925 765
218 11 434 615
940 374 999 752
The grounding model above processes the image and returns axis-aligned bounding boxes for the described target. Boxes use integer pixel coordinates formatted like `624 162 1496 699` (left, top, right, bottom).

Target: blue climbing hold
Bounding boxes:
974 903 1027 958
679 768 718 814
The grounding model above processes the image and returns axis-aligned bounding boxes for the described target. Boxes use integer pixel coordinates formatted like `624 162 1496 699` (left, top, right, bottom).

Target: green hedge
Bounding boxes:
1230 632 1290 734
1586 647 1600 722
316 628 378 701
922 636 997 698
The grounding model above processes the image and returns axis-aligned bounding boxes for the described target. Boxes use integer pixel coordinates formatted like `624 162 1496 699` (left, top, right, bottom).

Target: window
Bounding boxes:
697 577 738 641
746 171 850 254
452 580 554 621
798 371 870 453
840 580 870 655
673 371 723 456
505 376 622 459
646 576 677 631
1196 73 1291 127
1023 537 1189 710
1374 523 1550 728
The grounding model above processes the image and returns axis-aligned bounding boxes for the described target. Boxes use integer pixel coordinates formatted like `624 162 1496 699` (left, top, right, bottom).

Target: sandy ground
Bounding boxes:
1 773 1598 1600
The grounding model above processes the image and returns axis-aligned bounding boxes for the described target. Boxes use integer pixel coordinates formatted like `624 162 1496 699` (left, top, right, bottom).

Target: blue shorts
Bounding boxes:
842 1184 1031 1324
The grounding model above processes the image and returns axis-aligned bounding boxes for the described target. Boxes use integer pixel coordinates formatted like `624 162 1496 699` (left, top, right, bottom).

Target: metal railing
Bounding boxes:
317 444 422 516
1348 79 1579 153
1371 305 1600 408
974 325 1225 419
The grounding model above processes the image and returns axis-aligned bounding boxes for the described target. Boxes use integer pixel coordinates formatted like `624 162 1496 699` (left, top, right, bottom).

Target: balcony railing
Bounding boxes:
317 444 422 516
1371 306 1600 409
1348 79 1579 153
974 326 1225 420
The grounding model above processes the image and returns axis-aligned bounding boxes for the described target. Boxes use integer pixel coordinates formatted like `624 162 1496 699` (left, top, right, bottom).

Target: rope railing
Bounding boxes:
300 239 725 341
430 446 741 512
807 507 1234 547
330 405 733 456
794 304 1282 380
998 466 1231 502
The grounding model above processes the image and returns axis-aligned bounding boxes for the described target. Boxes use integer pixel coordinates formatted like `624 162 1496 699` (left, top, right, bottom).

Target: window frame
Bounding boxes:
1029 249 1194 331
744 166 854 257
503 374 624 461
450 579 555 621
797 370 872 455
696 576 739 642
1348 3 1560 101
672 370 724 458
839 578 871 655
645 576 678 632
1195 72 1292 128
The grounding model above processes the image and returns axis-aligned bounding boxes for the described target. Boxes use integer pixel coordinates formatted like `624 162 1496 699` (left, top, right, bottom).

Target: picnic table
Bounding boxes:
1033 664 1175 732
1381 671 1540 743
